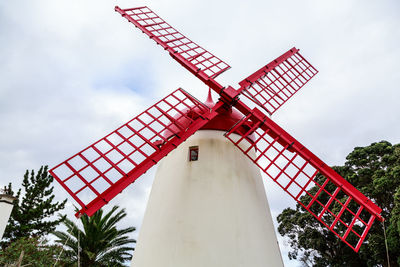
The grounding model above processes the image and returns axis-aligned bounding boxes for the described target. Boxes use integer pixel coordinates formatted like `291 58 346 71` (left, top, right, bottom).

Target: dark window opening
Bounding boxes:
189 146 199 161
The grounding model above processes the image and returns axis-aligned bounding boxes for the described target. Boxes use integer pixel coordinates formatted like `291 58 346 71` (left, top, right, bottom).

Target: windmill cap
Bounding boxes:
201 97 245 132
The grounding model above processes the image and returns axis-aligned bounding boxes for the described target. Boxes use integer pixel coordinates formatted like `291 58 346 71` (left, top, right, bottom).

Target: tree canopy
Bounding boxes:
53 206 136 266
0 237 66 266
277 140 400 266
2 166 67 248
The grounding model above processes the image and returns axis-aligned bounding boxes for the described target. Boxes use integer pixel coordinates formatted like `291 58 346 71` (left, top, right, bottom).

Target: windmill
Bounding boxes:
50 5 384 265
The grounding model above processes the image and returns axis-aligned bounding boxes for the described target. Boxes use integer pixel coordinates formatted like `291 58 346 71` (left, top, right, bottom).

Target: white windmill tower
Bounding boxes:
131 91 284 266
50 5 383 267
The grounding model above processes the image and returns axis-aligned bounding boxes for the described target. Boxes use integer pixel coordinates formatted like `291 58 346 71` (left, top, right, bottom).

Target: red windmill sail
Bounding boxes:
224 109 381 251
51 89 221 216
114 6 230 81
50 5 383 253
237 48 318 115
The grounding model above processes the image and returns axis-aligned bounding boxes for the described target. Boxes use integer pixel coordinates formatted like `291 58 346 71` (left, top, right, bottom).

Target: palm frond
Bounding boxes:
52 205 136 266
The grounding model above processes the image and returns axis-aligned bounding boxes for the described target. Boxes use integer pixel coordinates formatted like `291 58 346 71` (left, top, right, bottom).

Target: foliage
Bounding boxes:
0 237 67 267
53 206 136 266
2 166 67 248
277 141 400 266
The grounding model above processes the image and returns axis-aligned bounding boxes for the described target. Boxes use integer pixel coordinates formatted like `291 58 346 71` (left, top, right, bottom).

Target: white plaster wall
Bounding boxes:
131 130 283 267
0 196 15 239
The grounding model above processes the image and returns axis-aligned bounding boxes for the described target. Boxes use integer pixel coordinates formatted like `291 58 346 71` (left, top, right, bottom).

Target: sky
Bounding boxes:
1 0 399 266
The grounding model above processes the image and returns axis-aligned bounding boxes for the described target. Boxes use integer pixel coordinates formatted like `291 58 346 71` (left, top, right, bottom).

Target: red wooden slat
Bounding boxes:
225 108 383 252
237 48 318 115
115 6 230 80
50 88 216 217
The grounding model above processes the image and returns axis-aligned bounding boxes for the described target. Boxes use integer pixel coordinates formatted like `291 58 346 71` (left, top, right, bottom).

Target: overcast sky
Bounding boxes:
1 0 399 266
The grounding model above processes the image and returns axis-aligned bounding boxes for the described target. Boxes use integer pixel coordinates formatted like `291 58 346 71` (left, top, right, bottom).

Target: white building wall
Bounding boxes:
0 195 16 239
131 130 284 267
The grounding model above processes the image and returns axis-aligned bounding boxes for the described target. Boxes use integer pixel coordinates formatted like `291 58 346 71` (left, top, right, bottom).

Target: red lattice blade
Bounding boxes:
237 48 318 115
115 6 230 80
225 109 383 252
50 89 215 217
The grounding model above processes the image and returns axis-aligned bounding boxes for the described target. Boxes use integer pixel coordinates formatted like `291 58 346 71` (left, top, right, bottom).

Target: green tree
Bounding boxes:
53 206 136 266
277 141 400 266
2 166 67 248
0 237 67 266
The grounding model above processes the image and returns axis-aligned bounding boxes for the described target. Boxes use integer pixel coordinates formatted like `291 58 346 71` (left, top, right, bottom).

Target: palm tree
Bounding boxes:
53 206 136 266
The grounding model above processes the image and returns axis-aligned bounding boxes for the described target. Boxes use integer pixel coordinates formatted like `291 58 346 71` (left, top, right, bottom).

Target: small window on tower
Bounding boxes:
189 146 199 161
